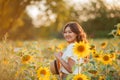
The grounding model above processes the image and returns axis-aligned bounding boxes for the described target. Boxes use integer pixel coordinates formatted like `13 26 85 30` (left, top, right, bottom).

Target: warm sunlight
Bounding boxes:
71 0 89 4
26 0 120 27
26 5 40 19
0 0 120 79
72 0 120 5
27 0 120 20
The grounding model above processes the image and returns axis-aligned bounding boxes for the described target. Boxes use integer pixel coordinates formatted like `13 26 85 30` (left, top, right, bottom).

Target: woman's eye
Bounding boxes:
68 31 72 33
64 31 72 34
64 31 66 33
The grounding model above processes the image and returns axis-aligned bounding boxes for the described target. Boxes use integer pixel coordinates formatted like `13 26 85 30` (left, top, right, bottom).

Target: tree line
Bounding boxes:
0 0 120 40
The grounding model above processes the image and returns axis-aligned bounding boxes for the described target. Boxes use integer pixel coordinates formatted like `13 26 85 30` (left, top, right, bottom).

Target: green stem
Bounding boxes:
105 65 108 77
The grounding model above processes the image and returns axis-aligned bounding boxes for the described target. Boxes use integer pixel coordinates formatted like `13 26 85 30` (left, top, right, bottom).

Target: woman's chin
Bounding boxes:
67 40 74 43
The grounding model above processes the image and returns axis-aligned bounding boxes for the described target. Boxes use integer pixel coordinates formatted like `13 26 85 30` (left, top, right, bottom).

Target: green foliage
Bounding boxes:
32 0 120 39
0 0 120 39
80 0 120 38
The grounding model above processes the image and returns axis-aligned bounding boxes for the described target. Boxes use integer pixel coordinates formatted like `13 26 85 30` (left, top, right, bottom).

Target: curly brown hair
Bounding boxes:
63 22 88 43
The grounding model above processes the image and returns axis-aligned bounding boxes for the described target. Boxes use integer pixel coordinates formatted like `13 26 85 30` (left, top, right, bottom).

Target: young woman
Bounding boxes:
54 22 88 79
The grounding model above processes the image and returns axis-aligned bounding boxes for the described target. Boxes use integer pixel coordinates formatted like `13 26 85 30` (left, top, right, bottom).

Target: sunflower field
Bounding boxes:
0 24 120 80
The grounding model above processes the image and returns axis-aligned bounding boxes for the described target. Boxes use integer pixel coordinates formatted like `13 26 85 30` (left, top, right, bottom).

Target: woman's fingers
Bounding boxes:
54 53 60 60
59 52 63 56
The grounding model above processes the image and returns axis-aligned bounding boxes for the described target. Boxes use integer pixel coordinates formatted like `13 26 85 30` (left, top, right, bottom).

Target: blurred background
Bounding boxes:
0 0 120 40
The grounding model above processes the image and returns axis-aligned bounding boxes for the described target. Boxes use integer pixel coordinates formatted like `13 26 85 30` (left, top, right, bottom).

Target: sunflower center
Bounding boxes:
95 54 99 58
110 54 114 58
22 55 30 61
103 55 109 61
77 45 85 52
101 43 106 46
77 77 83 80
101 78 105 80
40 70 46 75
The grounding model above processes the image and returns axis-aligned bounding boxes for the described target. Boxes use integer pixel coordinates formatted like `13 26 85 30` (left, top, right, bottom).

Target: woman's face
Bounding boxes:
63 26 77 43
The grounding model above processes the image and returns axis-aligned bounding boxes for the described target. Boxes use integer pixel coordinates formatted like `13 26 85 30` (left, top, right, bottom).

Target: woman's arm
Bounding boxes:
55 53 75 73
60 57 75 73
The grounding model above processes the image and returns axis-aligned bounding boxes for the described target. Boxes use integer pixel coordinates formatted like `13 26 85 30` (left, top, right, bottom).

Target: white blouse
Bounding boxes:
60 43 84 74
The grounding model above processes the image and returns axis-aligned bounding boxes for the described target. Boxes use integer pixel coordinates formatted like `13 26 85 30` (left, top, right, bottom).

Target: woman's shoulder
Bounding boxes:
63 43 74 56
67 43 74 48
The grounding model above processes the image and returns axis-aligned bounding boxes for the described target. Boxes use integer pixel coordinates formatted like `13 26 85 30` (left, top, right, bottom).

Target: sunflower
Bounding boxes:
2 58 9 65
117 29 120 35
90 45 96 51
92 53 101 61
22 55 31 63
90 45 96 55
73 74 89 80
37 67 50 80
88 70 98 75
50 75 57 80
91 49 97 55
48 46 55 51
56 43 67 51
100 54 112 65
109 53 116 60
73 42 90 58
99 76 106 80
101 42 107 49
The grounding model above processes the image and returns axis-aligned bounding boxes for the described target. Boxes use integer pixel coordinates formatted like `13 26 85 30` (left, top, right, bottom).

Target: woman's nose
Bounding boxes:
66 32 69 35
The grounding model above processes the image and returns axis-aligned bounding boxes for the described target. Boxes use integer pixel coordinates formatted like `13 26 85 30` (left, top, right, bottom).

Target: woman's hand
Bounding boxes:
55 52 75 73
54 52 63 61
54 52 63 71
